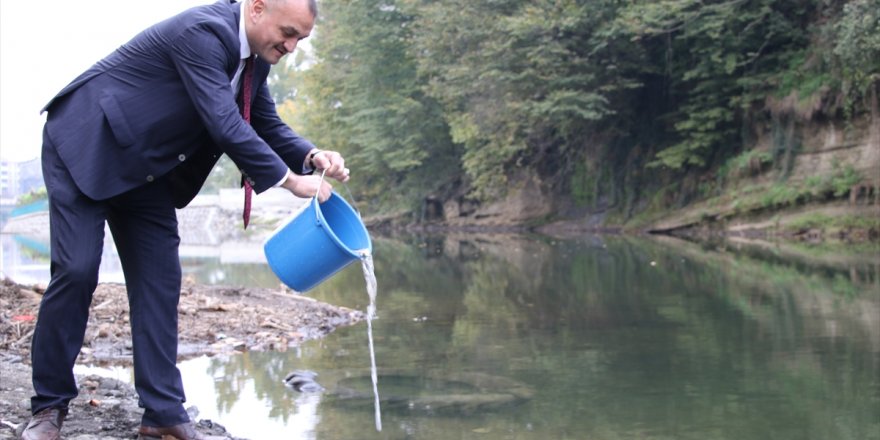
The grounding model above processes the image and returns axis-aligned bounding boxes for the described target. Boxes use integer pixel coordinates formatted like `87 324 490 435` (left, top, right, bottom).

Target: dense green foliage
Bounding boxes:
284 0 460 211
278 0 878 218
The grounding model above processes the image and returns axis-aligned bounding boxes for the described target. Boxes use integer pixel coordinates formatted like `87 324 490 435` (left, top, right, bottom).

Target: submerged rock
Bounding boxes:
283 370 324 393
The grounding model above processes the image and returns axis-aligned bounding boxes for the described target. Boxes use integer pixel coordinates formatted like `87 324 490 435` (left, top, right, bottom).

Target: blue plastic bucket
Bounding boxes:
264 192 372 292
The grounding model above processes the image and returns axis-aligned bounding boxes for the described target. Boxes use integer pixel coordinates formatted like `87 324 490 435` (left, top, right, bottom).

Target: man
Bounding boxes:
21 0 347 439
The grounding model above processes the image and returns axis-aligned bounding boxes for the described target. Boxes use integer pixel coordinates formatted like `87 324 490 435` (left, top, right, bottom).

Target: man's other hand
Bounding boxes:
282 173 333 202
309 149 350 183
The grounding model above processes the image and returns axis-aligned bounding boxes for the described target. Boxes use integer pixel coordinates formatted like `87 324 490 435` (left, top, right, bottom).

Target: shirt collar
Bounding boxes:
238 1 251 60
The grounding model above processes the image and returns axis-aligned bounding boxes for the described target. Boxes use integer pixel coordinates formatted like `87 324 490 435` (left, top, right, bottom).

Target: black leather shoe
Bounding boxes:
20 407 68 440
137 422 226 440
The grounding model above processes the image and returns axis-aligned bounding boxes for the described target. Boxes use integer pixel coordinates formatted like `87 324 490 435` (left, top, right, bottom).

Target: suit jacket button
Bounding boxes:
178 154 186 161
146 175 154 182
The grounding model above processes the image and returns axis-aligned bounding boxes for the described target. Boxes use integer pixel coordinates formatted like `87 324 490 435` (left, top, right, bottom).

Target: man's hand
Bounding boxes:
281 173 333 202
308 149 350 183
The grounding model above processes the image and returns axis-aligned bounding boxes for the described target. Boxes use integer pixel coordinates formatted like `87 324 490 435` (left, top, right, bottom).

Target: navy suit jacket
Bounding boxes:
41 0 314 208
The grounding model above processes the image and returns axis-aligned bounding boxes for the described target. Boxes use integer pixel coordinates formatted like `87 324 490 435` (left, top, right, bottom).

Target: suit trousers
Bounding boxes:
31 125 190 427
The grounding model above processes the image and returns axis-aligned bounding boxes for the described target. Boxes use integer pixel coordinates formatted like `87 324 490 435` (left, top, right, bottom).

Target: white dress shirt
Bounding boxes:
232 1 297 185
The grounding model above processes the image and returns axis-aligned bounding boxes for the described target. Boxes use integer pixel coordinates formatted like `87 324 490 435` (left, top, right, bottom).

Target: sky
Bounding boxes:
0 0 211 162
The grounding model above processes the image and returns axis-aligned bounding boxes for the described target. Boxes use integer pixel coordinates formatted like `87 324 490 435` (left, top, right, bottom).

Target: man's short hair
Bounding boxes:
264 0 317 18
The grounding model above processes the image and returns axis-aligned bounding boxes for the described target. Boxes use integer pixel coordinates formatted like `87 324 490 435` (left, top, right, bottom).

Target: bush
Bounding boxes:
721 149 774 180
16 187 48 206
830 164 861 198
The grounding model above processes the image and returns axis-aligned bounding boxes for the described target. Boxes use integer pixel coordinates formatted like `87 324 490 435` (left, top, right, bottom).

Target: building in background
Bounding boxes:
0 160 18 204
0 158 43 204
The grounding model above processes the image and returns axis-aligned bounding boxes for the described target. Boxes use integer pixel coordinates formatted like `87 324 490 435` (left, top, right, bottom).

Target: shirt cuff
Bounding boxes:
302 149 321 174
273 169 291 188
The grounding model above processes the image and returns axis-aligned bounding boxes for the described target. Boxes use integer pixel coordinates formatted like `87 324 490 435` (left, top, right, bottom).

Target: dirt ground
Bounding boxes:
0 277 364 439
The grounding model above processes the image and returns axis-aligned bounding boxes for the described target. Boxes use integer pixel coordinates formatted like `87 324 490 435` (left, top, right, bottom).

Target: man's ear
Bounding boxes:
250 0 267 19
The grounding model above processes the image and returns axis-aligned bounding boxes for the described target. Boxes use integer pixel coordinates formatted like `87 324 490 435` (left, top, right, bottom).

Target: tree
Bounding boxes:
296 0 460 211
286 0 876 222
617 0 820 169
409 0 637 198
832 0 880 116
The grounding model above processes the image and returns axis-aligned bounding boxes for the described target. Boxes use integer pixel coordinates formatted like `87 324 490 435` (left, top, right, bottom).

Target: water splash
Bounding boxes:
360 251 382 431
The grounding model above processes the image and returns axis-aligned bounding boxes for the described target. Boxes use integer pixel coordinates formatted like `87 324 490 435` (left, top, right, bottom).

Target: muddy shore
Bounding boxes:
0 278 364 439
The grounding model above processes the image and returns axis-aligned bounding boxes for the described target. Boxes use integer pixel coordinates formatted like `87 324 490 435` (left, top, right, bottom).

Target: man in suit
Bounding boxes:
21 0 346 439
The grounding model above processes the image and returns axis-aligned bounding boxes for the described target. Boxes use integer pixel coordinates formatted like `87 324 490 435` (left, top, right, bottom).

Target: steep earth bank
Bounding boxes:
369 115 878 241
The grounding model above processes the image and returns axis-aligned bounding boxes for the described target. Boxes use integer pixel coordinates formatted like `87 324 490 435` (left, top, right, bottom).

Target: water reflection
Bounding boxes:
177 354 321 439
175 234 880 440
4 230 879 439
0 232 280 286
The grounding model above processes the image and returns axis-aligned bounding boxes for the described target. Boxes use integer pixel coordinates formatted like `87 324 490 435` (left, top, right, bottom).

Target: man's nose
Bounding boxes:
284 39 297 53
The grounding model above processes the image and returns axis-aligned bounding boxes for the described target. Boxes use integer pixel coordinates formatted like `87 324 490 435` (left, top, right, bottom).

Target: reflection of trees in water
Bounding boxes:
429 234 878 438
369 232 878 369
642 236 880 345
206 352 306 423
198 234 879 438
183 260 281 288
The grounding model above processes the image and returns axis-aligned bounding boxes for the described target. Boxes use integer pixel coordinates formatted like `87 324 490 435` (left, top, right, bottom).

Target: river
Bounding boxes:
1 231 878 439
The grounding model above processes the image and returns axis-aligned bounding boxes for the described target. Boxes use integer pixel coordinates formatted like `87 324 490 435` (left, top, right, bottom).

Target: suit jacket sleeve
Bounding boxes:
250 79 315 175
168 24 288 194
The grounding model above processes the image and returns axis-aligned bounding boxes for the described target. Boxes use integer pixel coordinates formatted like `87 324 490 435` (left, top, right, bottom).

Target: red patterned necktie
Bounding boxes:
240 56 255 229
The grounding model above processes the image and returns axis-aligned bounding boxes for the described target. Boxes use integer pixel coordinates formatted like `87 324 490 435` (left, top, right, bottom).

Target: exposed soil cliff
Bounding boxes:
391 114 879 241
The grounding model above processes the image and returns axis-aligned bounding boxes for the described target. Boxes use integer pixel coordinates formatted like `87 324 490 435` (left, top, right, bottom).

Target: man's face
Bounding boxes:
246 0 314 65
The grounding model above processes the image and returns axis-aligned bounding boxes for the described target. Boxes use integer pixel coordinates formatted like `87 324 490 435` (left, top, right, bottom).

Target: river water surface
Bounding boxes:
2 231 879 439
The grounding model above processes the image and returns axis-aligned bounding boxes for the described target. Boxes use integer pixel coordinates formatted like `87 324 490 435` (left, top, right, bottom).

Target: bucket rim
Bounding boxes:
313 192 373 258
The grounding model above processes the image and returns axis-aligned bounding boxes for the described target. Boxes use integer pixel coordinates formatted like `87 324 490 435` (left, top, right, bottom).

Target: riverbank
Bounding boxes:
641 200 880 242
0 278 363 439
367 201 879 243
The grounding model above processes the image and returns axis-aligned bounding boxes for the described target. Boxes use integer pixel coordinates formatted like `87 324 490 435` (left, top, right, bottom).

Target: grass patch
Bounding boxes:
708 161 863 217
785 213 880 232
720 149 774 180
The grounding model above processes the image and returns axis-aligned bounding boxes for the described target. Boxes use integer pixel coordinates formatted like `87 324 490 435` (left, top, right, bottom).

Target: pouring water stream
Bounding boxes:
317 169 382 431
360 251 382 431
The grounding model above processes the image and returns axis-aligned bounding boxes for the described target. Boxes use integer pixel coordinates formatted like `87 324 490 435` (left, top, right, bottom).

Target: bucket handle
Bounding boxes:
315 169 363 220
